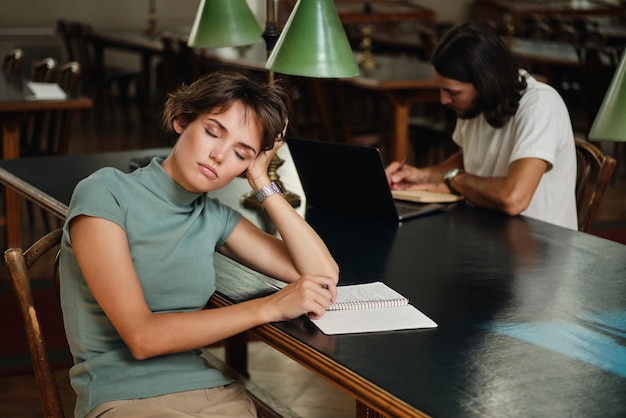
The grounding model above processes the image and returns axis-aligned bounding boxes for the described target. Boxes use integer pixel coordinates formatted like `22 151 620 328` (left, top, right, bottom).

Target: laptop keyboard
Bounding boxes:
395 201 422 215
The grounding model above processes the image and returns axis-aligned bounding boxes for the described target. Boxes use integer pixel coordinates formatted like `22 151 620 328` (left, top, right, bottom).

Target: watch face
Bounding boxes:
445 168 459 181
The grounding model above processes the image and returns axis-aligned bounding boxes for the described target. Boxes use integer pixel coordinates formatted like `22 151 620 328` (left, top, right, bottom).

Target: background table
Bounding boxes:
339 56 439 162
1 145 625 417
474 0 626 27
0 72 92 247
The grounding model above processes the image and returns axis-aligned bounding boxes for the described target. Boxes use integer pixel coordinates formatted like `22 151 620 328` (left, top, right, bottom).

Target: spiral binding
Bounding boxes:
328 297 408 311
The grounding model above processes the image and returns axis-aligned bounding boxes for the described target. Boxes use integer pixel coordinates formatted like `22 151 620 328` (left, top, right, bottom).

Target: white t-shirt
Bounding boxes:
452 72 578 230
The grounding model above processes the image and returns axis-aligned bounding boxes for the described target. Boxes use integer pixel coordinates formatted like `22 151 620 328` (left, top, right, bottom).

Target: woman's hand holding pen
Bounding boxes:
263 275 337 322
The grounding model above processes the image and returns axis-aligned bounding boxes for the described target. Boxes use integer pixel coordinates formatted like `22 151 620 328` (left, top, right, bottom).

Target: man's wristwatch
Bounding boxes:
444 168 464 195
255 181 283 203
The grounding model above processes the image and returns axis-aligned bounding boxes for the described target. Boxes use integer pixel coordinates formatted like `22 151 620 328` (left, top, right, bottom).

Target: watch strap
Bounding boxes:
444 169 464 195
255 181 283 203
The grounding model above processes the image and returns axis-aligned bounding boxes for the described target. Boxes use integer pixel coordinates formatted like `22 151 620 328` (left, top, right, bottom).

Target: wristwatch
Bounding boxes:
255 181 283 203
444 168 464 195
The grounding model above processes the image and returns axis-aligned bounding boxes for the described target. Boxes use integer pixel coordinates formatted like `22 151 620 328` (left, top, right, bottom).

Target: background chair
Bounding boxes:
22 58 58 158
22 60 81 157
578 44 620 133
48 61 82 156
2 48 24 76
29 57 57 82
56 19 142 118
4 228 65 418
575 139 617 232
22 61 81 231
4 226 295 418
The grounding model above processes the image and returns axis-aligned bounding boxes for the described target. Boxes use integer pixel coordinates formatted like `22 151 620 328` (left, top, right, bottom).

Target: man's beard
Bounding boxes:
449 98 482 120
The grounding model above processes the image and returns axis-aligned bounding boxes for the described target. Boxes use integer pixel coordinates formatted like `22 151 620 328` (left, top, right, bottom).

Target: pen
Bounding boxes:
394 156 407 174
391 156 407 185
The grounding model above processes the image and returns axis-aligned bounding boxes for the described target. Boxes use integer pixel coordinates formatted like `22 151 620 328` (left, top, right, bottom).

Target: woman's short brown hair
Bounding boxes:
162 70 289 152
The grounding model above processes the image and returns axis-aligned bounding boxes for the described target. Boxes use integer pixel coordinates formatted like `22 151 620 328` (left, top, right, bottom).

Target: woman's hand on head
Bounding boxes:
244 121 288 187
244 139 282 186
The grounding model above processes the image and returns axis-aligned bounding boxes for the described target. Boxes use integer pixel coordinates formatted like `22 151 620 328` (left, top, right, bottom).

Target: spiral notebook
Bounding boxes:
310 282 438 335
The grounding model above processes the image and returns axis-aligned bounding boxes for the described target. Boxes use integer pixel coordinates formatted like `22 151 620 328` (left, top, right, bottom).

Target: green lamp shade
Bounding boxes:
188 0 262 49
266 0 359 78
588 50 626 142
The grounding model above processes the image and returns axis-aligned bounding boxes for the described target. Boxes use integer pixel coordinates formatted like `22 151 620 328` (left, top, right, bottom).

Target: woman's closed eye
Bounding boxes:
234 150 245 161
204 127 219 139
233 144 258 161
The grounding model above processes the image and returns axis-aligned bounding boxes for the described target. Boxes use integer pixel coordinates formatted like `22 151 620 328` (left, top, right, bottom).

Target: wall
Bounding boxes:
0 0 472 31
0 0 472 72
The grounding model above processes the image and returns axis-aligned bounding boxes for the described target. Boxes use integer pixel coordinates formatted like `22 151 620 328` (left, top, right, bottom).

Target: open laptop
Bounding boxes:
287 138 445 221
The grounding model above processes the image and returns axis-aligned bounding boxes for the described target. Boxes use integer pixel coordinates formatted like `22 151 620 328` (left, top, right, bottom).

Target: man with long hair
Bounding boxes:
386 22 577 230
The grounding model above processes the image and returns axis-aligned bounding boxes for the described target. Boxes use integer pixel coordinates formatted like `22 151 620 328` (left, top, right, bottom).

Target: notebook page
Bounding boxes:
311 304 437 335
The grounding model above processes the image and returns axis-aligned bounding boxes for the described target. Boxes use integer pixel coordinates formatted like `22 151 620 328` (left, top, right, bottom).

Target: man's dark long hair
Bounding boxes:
431 22 529 128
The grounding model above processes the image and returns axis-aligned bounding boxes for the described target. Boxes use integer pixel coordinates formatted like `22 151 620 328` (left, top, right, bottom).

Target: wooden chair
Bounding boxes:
50 61 82 155
2 48 24 76
56 19 142 107
293 75 389 152
4 226 294 418
4 228 65 418
23 58 79 156
578 44 620 131
23 61 81 230
521 19 552 41
550 21 579 45
29 57 57 82
417 26 438 61
56 61 82 97
22 58 58 157
575 139 617 232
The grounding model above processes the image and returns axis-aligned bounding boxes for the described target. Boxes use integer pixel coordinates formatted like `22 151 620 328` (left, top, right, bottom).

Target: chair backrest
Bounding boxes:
56 61 82 95
30 57 57 82
50 61 82 155
21 60 80 156
4 228 65 418
2 48 24 76
578 44 619 130
22 58 57 157
575 139 617 232
160 32 184 96
56 19 97 89
550 22 579 44
417 26 438 61
522 20 552 41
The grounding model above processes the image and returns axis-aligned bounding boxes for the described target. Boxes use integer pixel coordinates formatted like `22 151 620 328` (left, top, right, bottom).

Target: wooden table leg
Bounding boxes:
225 332 250 378
385 89 441 164
2 116 23 248
386 94 411 163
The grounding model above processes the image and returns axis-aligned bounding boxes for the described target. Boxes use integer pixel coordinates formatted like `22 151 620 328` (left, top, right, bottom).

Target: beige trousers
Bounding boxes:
86 383 257 418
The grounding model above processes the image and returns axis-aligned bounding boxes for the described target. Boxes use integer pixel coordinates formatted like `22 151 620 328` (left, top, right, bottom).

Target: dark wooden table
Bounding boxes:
0 72 92 247
1 145 626 417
